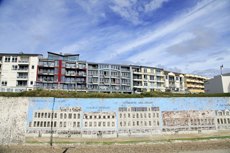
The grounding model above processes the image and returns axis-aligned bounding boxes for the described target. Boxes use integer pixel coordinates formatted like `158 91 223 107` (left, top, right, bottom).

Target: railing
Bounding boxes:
121 68 130 71
88 67 98 69
77 87 86 90
76 81 85 84
17 76 28 79
133 77 142 80
65 80 75 83
77 73 86 76
104 75 110 78
16 84 27 87
18 61 29 64
77 65 86 69
92 74 98 77
92 81 98 84
18 68 28 71
133 70 142 73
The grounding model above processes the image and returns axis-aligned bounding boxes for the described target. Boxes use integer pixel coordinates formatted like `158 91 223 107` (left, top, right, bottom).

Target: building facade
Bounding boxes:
36 52 87 92
164 71 185 92
87 62 133 94
204 73 230 94
132 66 165 93
0 52 42 92
184 74 210 93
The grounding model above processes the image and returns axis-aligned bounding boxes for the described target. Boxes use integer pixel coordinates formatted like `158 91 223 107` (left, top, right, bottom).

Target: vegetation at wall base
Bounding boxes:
0 89 229 98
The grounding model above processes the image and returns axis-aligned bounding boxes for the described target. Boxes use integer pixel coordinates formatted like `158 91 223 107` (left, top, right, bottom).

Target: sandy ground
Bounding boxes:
1 140 230 153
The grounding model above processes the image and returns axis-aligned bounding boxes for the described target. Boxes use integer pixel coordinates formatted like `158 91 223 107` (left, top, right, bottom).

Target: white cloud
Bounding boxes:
144 0 168 12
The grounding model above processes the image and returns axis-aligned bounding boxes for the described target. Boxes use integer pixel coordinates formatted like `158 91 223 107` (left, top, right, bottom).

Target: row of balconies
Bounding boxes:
0 60 29 64
133 70 165 76
88 86 131 91
133 78 165 82
89 81 130 86
186 84 204 88
185 79 204 83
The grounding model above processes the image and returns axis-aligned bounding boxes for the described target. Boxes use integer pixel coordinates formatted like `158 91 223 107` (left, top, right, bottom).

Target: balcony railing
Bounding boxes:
88 66 98 69
104 75 110 78
16 84 27 87
18 68 28 71
121 68 130 71
18 61 29 64
133 70 142 73
17 76 28 79
77 73 86 76
92 74 98 77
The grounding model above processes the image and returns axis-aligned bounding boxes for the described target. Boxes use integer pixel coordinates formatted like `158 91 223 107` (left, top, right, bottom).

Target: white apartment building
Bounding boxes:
0 52 42 92
164 71 185 92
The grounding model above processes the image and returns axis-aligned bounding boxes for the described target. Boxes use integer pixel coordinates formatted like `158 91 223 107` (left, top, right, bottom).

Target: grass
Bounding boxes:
0 89 229 98
25 136 230 145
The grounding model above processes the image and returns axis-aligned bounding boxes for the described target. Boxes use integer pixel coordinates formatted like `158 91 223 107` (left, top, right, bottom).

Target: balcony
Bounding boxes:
16 84 27 87
156 72 164 76
76 81 85 84
65 80 75 84
92 74 98 77
99 86 110 90
77 87 86 91
169 79 175 82
121 82 127 85
18 68 28 72
104 75 110 78
148 79 156 82
157 79 165 82
121 76 127 79
133 70 142 74
133 77 142 81
111 86 120 90
17 76 28 80
111 82 119 85
121 68 130 71
92 81 98 84
77 65 86 69
102 82 110 85
88 66 98 70
88 87 99 90
18 61 29 64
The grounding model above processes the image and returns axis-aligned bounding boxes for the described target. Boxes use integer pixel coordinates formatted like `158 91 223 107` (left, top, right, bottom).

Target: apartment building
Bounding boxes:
0 52 42 92
164 71 185 92
36 52 87 92
87 62 133 94
184 74 210 93
132 66 165 93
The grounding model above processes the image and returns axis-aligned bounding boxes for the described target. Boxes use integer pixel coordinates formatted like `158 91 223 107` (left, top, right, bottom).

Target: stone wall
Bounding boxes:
0 97 29 145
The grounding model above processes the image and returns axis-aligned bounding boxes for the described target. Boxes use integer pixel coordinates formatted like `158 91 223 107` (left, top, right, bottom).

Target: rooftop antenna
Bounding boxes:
220 64 223 75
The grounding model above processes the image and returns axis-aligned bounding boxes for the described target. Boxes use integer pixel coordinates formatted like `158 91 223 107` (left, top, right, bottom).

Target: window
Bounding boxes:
2 81 7 86
12 56 17 62
176 77 178 80
144 69 147 73
151 69 154 73
55 61 59 66
166 75 168 79
150 75 154 80
144 82 148 86
32 65 34 69
5 56 10 62
12 65 17 70
30 81 33 85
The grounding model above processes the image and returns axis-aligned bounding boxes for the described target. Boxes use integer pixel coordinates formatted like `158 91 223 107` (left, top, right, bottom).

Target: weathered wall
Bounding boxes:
0 97 30 145
1 97 230 146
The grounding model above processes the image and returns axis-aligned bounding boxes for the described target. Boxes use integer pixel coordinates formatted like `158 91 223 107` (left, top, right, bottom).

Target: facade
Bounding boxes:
164 71 185 92
82 111 117 137
118 105 161 136
161 110 215 132
132 66 165 93
27 107 82 137
215 110 230 129
87 62 133 94
184 74 210 93
0 52 42 92
204 73 230 94
36 52 87 92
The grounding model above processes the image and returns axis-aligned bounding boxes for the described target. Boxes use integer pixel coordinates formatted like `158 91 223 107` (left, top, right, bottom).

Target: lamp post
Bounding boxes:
220 65 223 75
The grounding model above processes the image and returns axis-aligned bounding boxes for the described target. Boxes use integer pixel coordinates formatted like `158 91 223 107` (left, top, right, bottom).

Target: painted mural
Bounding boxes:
26 97 230 138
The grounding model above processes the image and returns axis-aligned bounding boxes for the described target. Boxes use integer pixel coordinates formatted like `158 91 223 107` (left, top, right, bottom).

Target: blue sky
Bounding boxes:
0 0 230 78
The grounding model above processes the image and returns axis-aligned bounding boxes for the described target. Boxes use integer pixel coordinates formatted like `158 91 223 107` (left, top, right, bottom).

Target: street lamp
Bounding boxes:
220 65 223 75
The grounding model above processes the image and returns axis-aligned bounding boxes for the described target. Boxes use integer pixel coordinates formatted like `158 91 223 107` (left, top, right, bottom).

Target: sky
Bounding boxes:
0 0 230 78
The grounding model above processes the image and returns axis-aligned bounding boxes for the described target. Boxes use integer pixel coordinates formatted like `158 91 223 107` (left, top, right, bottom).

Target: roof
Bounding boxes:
48 52 79 57
0 53 43 56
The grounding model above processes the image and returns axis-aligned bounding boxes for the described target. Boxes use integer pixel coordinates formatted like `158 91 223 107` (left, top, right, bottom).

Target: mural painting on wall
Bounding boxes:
26 98 230 138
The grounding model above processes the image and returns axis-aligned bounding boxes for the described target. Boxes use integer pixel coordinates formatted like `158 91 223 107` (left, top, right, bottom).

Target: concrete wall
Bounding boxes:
1 97 230 145
0 97 29 145
204 75 223 93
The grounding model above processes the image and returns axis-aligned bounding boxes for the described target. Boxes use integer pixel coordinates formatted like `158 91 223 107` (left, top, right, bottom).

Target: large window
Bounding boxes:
5 56 10 62
150 75 154 80
12 56 17 62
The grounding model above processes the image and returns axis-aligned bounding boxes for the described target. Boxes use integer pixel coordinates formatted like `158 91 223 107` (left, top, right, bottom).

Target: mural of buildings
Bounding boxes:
26 97 230 138
82 111 117 138
215 110 230 129
27 106 82 137
161 110 215 134
118 105 161 136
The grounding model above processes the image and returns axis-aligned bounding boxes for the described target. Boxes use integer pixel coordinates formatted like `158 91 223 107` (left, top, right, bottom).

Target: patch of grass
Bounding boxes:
0 90 229 98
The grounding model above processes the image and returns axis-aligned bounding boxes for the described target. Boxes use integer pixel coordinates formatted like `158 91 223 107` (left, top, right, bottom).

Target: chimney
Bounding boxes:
60 52 62 55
